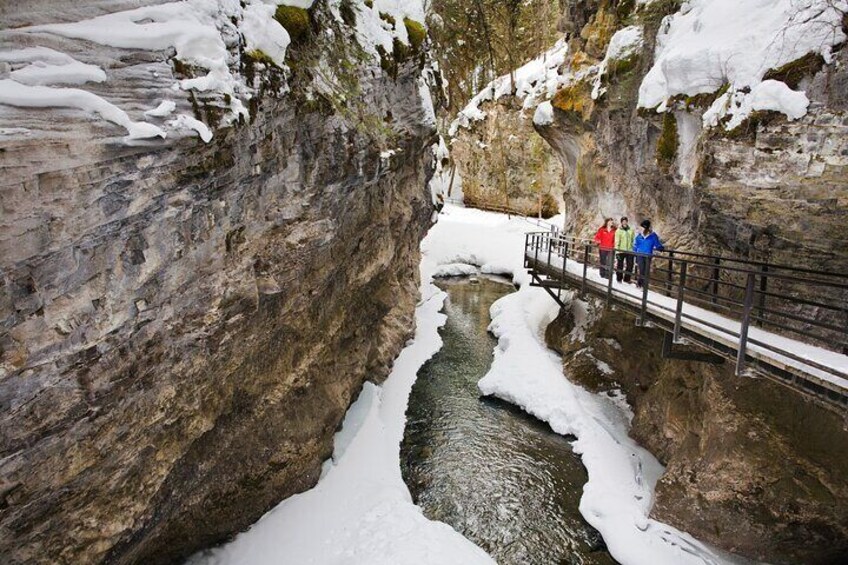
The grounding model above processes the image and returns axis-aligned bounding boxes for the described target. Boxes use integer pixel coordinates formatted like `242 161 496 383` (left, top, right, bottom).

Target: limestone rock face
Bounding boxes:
0 2 436 564
546 300 848 565
449 99 564 217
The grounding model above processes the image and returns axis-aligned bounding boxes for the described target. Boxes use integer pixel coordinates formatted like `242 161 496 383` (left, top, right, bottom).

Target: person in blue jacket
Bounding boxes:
633 219 664 288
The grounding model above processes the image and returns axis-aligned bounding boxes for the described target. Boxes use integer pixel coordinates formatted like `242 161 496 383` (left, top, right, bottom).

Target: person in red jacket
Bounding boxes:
593 217 617 279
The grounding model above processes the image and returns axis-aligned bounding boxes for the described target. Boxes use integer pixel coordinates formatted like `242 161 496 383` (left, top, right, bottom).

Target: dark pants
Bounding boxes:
635 256 650 287
616 252 634 282
599 250 612 278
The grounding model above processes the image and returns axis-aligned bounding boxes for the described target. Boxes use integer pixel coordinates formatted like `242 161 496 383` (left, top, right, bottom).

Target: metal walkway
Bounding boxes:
524 232 848 414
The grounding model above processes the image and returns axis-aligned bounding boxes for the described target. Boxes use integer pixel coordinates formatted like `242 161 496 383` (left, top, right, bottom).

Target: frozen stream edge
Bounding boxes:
192 205 738 565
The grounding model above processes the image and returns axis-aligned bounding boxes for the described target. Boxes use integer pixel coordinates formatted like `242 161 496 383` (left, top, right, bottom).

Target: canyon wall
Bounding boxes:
0 1 436 563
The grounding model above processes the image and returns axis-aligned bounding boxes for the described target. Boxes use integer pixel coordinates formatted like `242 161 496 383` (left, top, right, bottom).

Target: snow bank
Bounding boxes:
432 263 478 277
639 0 847 127
449 39 571 136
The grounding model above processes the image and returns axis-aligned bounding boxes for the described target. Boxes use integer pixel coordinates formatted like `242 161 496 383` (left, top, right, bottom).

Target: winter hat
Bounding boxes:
640 219 651 229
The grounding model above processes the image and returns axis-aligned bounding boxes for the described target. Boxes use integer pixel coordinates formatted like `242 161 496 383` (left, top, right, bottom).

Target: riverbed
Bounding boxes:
401 276 615 565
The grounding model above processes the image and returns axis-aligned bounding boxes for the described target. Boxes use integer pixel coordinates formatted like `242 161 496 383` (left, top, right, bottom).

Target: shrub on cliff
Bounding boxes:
656 113 678 172
275 5 311 44
404 18 426 52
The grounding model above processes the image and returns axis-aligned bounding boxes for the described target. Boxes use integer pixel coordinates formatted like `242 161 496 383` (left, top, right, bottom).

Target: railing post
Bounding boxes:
581 243 590 298
562 240 568 281
547 233 553 270
736 272 757 376
711 257 720 304
756 265 768 327
666 251 674 297
606 250 615 307
534 233 540 269
673 261 687 342
843 307 848 355
637 255 652 326
524 233 529 268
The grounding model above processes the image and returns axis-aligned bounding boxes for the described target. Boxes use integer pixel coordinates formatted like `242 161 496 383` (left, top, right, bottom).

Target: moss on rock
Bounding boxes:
245 49 277 67
656 112 679 171
580 6 618 59
403 18 426 52
763 52 825 89
275 5 311 45
551 80 593 119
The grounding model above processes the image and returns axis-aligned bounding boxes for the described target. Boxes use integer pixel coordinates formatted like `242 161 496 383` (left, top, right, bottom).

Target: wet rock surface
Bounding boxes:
0 3 436 564
545 299 848 565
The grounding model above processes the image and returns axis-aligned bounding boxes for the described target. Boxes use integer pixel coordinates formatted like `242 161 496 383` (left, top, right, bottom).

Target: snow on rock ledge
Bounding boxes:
449 39 570 136
638 0 847 126
533 100 554 126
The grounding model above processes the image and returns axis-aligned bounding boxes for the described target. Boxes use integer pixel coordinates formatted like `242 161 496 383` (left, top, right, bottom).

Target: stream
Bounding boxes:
400 276 617 565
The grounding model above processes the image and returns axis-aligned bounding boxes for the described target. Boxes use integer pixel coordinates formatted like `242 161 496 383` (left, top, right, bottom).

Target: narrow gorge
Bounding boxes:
1 1 846 565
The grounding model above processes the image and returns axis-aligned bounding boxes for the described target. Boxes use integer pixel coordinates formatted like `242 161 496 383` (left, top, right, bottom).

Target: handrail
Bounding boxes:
524 231 848 383
545 233 848 286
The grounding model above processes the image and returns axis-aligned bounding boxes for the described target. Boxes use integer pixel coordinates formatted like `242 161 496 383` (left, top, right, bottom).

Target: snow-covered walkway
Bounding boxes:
192 204 741 565
526 238 848 400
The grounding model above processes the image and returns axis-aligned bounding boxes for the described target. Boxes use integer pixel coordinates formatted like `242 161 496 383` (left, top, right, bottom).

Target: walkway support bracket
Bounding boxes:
637 256 652 326
673 262 687 342
736 272 757 376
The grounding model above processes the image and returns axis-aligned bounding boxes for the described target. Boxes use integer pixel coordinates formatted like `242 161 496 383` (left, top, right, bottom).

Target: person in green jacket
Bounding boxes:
614 216 635 283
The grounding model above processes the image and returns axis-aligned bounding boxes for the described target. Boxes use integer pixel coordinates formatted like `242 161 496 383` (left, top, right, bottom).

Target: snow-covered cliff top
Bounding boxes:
0 0 428 144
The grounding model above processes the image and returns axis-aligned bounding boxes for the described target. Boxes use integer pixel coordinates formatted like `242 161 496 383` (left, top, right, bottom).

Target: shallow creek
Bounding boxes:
400 276 616 565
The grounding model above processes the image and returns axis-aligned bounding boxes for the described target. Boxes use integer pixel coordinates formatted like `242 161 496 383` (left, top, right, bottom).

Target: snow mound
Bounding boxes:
241 2 291 67
1 47 106 86
432 263 478 278
168 113 213 143
592 25 643 99
639 0 847 127
533 100 554 126
0 79 164 140
704 80 811 130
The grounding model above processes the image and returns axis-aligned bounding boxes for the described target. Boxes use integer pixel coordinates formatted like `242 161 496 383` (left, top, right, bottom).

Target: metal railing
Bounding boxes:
524 232 848 382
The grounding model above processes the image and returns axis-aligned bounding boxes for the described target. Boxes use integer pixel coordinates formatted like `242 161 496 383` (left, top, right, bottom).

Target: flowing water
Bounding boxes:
401 276 616 565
